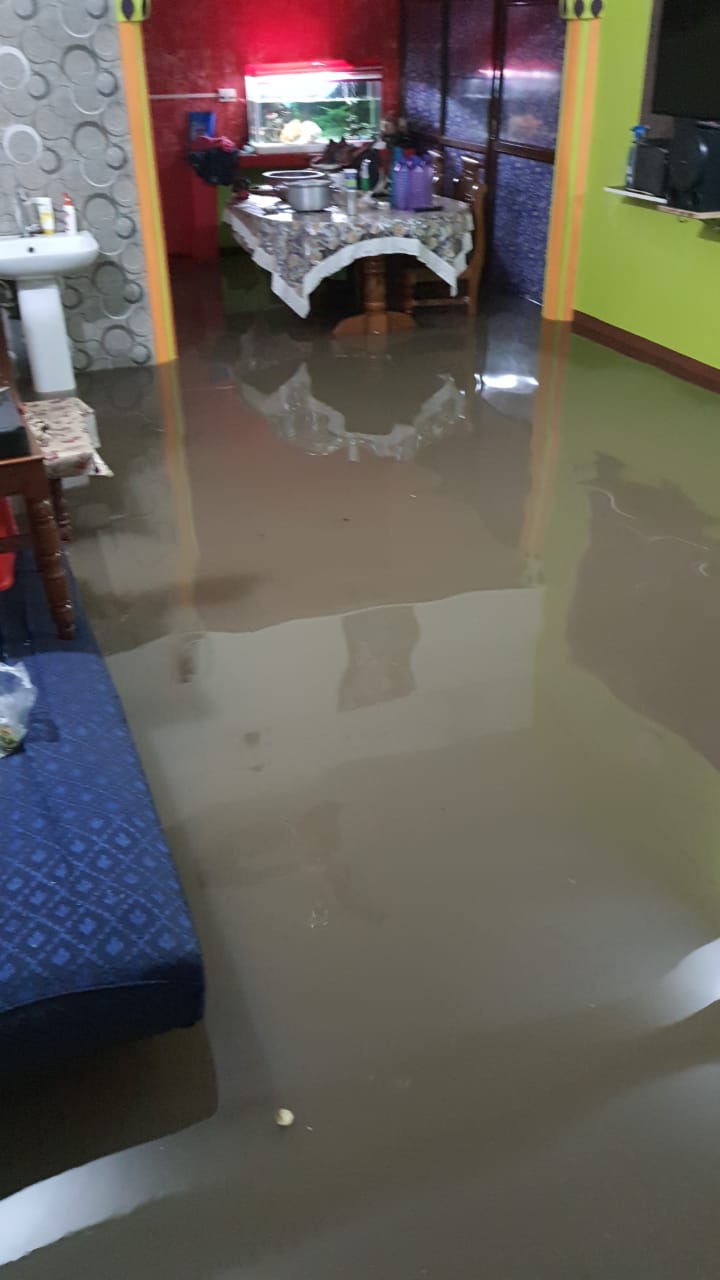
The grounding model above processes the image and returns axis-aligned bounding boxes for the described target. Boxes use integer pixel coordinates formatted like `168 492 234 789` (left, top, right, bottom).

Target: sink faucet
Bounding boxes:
14 188 37 236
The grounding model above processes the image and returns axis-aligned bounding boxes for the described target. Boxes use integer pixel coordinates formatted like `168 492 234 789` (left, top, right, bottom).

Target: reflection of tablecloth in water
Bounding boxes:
224 197 474 319
242 363 467 460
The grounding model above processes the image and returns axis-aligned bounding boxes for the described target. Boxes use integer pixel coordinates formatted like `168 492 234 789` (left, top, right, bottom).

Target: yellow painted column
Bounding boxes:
543 3 604 321
524 1 607 560
115 11 177 364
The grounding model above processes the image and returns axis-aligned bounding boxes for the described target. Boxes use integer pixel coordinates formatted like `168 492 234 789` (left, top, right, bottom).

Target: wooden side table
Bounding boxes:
0 432 74 640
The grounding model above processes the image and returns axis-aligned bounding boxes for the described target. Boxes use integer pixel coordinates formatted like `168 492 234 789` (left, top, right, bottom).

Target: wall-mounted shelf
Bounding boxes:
604 186 720 221
604 185 667 205
656 204 720 221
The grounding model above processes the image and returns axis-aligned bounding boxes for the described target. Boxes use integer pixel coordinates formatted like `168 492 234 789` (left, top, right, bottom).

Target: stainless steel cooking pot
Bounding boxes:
283 178 332 212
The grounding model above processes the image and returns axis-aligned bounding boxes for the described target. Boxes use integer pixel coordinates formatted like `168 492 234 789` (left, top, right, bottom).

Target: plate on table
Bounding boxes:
245 193 283 213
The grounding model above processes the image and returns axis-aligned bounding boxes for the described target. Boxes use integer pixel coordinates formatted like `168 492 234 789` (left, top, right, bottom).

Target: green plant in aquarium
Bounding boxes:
314 104 350 137
315 102 369 139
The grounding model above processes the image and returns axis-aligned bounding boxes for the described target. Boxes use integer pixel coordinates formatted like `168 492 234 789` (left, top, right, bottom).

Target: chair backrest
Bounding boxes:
427 148 444 196
471 176 487 225
453 154 484 207
469 179 488 274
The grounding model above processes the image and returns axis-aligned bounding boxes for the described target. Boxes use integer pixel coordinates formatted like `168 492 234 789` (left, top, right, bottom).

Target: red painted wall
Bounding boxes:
144 0 401 256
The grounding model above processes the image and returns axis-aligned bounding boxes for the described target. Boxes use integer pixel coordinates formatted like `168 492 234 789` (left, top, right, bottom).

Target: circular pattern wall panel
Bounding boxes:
0 0 151 369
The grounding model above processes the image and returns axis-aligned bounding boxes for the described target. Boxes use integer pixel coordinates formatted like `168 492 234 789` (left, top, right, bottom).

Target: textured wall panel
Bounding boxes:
404 0 443 134
0 0 153 371
491 154 555 303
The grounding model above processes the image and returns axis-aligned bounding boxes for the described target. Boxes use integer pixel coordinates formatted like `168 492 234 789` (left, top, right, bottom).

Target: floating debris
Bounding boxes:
309 905 329 930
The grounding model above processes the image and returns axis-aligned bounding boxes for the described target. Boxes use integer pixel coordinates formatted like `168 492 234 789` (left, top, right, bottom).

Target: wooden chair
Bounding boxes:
404 154 487 319
21 397 110 544
0 328 74 638
427 148 444 197
453 153 484 203
0 430 75 639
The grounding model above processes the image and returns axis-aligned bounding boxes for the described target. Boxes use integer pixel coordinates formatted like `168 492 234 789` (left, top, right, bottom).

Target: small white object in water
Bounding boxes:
274 1108 295 1128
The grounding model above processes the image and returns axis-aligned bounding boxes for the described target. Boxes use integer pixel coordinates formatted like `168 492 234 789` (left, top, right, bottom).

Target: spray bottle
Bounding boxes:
62 193 77 234
626 125 649 190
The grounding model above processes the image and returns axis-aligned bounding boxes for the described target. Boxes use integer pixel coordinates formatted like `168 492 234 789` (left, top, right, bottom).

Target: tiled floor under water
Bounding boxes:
2 261 720 1276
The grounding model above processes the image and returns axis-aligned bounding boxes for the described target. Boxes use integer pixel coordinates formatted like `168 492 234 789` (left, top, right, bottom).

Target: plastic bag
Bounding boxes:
0 663 36 757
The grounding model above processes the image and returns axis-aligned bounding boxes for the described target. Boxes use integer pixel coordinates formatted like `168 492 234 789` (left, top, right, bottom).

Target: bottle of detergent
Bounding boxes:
62 193 77 234
626 125 649 190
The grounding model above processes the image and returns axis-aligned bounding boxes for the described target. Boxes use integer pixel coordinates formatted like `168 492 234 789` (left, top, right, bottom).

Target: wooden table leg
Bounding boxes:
402 264 417 316
25 495 75 640
334 257 416 338
50 478 72 543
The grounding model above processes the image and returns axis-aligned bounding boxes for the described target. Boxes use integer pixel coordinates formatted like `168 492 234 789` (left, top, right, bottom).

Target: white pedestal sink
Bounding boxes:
0 231 99 396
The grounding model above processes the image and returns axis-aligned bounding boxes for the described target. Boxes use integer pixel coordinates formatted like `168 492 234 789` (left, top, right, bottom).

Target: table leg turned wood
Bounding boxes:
402 264 416 317
24 496 75 640
49 478 72 543
334 257 416 338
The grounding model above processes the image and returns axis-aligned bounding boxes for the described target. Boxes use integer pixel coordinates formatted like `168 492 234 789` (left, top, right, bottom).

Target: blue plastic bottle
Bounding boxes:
626 124 648 190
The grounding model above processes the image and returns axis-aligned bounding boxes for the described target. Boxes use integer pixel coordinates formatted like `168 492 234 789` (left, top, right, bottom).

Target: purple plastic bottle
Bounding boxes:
408 158 426 212
423 158 435 208
392 158 410 211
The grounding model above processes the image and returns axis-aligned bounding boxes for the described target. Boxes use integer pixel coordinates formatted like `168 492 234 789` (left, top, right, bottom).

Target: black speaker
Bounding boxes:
633 139 670 199
668 121 720 212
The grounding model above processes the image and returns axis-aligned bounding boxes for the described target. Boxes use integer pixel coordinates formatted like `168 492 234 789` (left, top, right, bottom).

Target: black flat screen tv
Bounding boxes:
653 0 720 121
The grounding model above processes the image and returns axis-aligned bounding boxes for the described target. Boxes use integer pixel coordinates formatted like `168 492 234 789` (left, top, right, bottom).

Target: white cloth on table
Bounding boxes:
224 197 475 319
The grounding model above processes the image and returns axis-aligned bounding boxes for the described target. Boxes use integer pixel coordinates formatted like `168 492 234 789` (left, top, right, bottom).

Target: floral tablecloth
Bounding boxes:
224 196 474 319
23 398 111 480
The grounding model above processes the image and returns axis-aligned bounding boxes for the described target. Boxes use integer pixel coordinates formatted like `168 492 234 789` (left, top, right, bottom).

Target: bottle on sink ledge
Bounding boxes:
62 193 77 235
33 197 55 235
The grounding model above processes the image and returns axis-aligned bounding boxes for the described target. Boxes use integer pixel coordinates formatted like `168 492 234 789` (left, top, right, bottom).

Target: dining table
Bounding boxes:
223 193 474 336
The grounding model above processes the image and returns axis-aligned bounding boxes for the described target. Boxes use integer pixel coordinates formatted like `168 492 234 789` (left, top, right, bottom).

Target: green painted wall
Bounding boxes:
575 1 720 369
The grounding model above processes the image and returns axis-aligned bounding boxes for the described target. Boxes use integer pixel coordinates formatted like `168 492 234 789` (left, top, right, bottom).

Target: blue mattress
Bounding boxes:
0 554 204 1073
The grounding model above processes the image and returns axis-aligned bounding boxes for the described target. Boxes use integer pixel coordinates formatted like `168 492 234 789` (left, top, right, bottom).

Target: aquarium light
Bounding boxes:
257 73 340 102
245 61 354 77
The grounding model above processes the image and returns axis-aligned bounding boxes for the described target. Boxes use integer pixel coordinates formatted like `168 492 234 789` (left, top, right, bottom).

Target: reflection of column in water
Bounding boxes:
157 362 204 681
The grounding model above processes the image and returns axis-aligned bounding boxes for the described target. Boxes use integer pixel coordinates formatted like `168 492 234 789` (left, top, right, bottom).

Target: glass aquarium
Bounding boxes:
245 62 382 152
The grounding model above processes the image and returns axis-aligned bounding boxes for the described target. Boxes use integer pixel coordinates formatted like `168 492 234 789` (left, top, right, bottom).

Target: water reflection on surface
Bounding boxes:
3 270 720 1278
